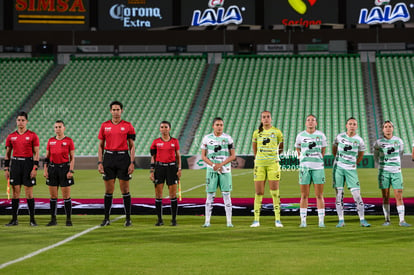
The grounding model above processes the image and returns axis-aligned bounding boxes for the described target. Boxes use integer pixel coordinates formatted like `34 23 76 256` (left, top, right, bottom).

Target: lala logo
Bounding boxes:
288 0 317 15
359 0 411 24
191 0 244 26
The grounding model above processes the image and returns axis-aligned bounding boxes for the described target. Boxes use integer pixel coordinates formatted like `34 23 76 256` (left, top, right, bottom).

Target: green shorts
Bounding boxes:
378 170 403 190
332 165 360 190
206 170 232 193
254 162 281 182
299 168 325 185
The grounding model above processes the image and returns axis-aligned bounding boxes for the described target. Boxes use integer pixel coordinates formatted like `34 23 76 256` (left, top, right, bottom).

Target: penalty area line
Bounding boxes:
0 215 125 270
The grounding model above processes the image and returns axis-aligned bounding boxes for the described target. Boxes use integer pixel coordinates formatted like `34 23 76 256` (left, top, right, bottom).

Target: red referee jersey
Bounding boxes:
98 120 135 151
150 137 180 163
5 130 39 157
47 136 75 164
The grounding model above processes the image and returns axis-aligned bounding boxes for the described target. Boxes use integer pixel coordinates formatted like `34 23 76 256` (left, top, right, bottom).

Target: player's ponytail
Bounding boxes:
258 123 264 133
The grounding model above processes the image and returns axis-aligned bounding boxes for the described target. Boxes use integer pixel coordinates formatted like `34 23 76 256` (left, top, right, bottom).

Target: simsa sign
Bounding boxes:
98 0 173 29
14 0 89 30
264 0 338 28
181 0 255 26
347 0 414 25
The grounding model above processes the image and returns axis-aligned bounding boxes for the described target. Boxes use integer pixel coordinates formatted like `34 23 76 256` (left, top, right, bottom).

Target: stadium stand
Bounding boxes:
376 54 414 153
188 54 370 155
15 56 206 156
0 57 54 128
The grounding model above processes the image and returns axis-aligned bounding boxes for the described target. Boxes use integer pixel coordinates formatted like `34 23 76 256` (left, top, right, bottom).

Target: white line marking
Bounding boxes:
0 215 125 270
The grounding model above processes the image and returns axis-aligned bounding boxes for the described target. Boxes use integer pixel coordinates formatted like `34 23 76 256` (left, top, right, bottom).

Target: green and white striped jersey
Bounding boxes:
295 130 327 170
201 133 235 174
333 132 366 170
373 136 403 173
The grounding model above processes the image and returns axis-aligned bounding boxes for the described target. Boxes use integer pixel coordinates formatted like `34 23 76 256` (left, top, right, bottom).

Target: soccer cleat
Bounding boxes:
30 220 38 227
399 221 411 227
336 220 345 228
171 220 177 226
202 223 211 228
5 220 18 226
275 220 284 228
46 220 57 226
250 221 260 228
299 222 307 228
382 221 391 226
124 219 132 227
155 220 164 226
360 219 371 227
66 220 73 226
100 219 110 227
227 223 234 228
318 222 326 228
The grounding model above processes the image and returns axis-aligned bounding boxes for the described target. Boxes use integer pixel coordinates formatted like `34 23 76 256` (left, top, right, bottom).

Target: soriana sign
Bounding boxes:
14 0 90 30
264 0 338 28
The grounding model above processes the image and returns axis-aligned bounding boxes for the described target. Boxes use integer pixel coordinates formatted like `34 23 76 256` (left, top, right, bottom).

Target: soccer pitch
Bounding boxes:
1 168 414 274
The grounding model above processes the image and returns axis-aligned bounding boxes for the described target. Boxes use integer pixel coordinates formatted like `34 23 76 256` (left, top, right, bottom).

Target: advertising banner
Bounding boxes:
264 0 338 28
13 0 89 30
347 0 414 25
98 0 173 30
181 0 255 27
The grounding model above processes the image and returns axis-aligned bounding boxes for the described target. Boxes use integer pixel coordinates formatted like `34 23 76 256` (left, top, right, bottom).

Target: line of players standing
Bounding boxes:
3 102 412 227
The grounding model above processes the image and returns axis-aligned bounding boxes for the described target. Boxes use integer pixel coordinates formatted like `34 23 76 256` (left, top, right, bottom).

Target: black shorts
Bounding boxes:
103 151 131 181
154 165 178 186
46 163 74 187
9 157 36 187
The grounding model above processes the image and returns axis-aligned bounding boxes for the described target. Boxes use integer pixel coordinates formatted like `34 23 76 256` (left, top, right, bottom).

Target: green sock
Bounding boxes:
254 194 263 222
270 189 281 221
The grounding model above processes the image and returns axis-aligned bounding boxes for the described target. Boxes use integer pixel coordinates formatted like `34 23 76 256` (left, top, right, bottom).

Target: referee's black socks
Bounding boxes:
64 198 72 220
27 198 35 220
122 193 131 220
11 198 19 221
104 193 113 220
50 198 58 220
155 199 163 222
171 198 178 222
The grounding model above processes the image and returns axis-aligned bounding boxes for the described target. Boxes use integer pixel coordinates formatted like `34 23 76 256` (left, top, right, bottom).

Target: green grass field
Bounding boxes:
1 169 414 274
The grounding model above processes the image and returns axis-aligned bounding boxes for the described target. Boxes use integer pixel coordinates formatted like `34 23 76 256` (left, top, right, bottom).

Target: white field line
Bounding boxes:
0 215 125 270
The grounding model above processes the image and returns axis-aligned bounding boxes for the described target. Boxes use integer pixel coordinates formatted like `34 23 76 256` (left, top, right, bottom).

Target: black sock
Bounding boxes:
104 193 113 220
50 198 57 220
11 198 19 220
155 199 163 221
122 193 131 220
64 198 72 220
27 198 35 220
171 198 178 222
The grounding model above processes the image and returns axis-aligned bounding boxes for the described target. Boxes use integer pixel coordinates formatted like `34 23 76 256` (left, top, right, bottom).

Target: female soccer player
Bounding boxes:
374 121 411 227
333 117 370 227
149 121 182 226
98 101 136 227
251 111 284 228
200 117 236 227
44 120 75 226
4 111 39 226
295 115 327 228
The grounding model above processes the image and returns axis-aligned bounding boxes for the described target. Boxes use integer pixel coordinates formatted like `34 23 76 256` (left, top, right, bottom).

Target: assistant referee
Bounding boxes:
98 101 136 227
4 111 40 227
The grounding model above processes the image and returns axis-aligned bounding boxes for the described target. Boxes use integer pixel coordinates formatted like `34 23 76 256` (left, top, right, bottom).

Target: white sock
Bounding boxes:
397 205 405 222
222 192 232 224
335 188 344 220
300 208 307 224
205 193 215 224
318 208 325 224
382 203 390 222
351 188 365 220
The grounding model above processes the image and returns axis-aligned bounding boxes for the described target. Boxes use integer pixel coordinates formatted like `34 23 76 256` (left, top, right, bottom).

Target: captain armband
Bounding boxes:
4 159 10 168
127 134 136 141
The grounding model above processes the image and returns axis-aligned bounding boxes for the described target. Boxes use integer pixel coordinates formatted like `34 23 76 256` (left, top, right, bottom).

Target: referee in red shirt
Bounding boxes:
44 120 75 226
4 112 40 226
98 101 136 227
150 121 182 226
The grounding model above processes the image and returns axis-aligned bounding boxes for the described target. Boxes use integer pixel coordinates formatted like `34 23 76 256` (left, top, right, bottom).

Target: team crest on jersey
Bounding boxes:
121 127 125 131
26 137 30 140
63 142 67 146
353 141 358 146
222 140 227 145
105 127 111 132
270 133 275 138
316 136 320 141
